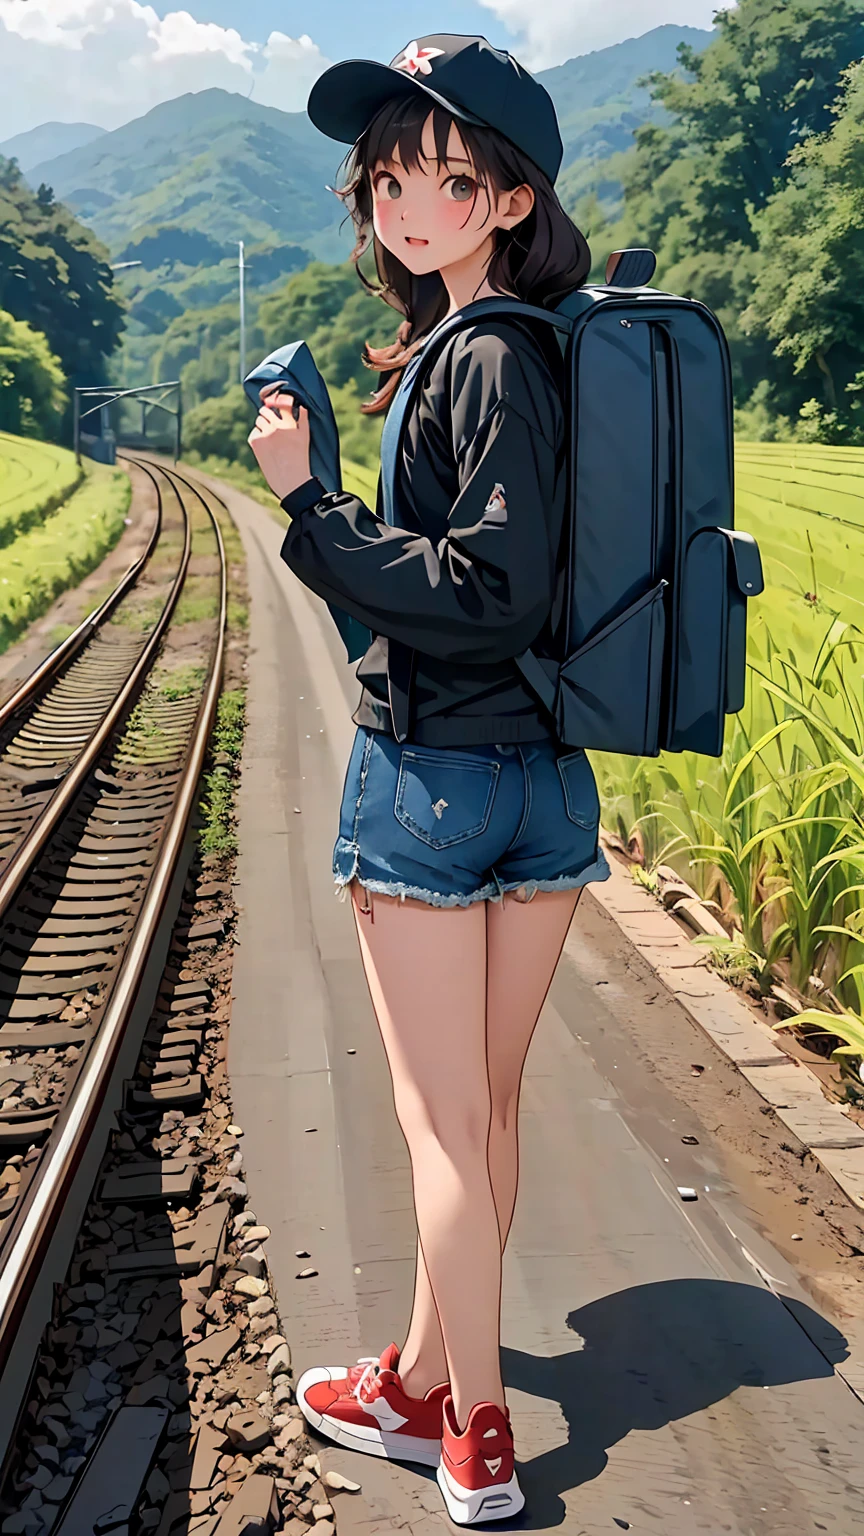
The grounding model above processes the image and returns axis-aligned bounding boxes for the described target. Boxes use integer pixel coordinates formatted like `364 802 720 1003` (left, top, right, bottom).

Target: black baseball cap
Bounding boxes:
306 33 564 185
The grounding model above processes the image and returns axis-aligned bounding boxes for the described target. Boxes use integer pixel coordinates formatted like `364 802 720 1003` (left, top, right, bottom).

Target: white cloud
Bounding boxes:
476 0 731 70
0 0 332 141
255 31 336 113
0 0 734 145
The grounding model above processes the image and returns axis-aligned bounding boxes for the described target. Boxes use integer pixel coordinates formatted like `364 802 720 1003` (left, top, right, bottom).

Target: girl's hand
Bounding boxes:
248 386 312 500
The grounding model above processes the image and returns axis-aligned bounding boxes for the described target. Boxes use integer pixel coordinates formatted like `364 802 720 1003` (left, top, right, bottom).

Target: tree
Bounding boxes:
741 60 864 419
257 260 396 397
0 157 125 414
183 386 254 464
599 0 864 410
642 0 864 249
0 308 67 437
153 299 243 407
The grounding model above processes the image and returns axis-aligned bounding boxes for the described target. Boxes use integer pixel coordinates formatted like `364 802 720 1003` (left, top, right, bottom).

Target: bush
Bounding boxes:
182 377 385 475
733 380 796 442
0 309 67 439
183 386 255 464
329 379 385 470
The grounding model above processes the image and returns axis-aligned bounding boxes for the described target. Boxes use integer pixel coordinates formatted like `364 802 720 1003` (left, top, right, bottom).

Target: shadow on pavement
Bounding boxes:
495 1277 849 1530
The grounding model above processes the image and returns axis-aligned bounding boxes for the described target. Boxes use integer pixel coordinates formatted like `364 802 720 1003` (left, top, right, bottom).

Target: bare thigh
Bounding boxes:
349 882 490 1137
350 881 582 1113
485 885 583 1112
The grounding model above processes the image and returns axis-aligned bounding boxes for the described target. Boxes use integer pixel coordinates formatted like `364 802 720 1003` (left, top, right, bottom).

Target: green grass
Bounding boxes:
173 578 219 626
199 689 246 855
0 461 131 653
160 663 206 699
0 431 84 549
734 443 864 635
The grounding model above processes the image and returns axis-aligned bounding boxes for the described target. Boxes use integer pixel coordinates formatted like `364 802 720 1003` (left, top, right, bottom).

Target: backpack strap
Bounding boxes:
383 297 570 503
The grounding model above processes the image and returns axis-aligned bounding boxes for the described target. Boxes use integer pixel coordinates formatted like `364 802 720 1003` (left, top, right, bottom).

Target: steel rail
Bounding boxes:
0 463 192 926
0 461 227 1381
0 468 163 734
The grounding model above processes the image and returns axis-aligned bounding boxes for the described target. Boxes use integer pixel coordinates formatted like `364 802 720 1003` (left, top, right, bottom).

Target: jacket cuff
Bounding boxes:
279 475 328 517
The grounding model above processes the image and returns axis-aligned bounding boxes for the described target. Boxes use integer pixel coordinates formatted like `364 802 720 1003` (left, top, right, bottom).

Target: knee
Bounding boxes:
394 1083 492 1162
489 1085 519 1137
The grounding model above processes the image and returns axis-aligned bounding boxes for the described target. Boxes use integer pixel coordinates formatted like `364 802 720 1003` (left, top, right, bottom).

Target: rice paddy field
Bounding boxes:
594 442 864 1074
0 431 83 549
0 432 130 653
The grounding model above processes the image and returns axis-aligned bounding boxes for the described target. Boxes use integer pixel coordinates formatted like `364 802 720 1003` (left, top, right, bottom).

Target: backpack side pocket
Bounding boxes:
665 526 763 756
553 580 667 756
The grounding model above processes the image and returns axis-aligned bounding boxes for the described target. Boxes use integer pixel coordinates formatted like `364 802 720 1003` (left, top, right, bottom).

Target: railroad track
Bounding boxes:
0 455 227 1469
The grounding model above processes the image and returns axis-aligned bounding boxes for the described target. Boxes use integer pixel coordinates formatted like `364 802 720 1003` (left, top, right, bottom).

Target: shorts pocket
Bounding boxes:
394 750 499 850
556 748 600 829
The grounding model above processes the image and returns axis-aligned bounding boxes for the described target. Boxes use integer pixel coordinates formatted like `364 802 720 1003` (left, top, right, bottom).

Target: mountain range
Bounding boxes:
0 24 712 389
0 120 106 173
4 23 711 266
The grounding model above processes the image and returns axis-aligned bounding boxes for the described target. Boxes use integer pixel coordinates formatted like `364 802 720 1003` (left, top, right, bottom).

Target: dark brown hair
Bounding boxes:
330 93 591 412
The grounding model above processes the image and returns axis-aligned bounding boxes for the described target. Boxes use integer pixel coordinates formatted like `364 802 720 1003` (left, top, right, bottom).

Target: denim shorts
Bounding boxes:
332 726 611 908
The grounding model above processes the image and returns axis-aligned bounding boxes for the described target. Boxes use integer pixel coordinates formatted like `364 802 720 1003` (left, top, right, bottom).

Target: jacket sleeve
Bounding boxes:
278 325 564 664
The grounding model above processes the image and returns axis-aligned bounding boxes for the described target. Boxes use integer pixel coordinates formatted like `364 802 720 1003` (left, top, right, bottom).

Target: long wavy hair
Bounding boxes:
330 93 591 413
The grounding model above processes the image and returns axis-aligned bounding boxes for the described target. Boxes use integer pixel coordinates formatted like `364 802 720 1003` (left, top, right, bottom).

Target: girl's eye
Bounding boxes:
375 173 401 199
446 175 476 202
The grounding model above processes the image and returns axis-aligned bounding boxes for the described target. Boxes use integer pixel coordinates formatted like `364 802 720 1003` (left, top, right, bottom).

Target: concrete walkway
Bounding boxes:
217 478 864 1536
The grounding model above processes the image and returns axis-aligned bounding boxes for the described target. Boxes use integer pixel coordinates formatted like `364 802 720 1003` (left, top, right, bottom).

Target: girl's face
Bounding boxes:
370 110 533 277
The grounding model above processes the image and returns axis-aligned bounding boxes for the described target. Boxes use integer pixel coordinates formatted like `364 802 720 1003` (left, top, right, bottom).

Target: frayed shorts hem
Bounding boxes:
333 848 611 909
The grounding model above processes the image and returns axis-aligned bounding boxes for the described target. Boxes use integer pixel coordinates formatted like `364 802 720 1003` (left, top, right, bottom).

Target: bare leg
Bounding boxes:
485 885 584 1248
351 881 500 1426
347 878 578 1413
399 885 582 1396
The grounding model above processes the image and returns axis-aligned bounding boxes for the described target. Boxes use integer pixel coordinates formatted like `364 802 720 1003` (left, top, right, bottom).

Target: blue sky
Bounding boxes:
147 0 520 54
0 1 723 142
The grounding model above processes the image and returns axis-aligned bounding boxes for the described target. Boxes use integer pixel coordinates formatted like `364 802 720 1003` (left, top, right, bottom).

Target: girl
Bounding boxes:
248 33 611 1526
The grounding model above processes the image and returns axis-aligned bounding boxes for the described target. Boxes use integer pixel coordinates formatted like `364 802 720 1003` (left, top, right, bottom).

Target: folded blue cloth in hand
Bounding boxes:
244 341 373 664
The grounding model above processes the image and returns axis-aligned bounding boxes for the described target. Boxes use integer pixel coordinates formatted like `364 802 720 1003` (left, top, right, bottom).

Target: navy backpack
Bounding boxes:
380 249 764 759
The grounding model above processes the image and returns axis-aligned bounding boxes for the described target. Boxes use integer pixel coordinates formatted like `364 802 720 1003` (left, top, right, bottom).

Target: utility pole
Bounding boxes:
238 241 246 387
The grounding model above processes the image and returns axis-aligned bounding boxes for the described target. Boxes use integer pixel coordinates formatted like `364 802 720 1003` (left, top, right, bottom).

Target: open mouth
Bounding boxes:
405 236 428 246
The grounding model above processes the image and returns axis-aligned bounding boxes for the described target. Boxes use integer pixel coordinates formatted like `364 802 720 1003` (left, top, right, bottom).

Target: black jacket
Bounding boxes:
279 315 567 746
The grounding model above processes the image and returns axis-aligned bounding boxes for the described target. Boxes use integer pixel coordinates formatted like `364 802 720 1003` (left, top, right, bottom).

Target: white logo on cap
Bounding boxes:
394 41 446 76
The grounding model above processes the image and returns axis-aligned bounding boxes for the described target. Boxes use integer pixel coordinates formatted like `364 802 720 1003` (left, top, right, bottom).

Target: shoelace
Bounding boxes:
349 1357 382 1403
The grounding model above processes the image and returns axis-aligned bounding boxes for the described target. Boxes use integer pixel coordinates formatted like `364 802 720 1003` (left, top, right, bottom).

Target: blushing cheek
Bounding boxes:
438 199 475 239
430 199 476 253
375 201 400 244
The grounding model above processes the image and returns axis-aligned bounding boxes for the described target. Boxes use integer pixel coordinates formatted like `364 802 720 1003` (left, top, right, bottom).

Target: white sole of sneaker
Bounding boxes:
295 1367 442 1467
436 1459 525 1525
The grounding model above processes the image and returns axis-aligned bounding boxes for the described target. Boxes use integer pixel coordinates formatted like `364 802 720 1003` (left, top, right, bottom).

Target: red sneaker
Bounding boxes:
295 1342 449 1466
436 1393 524 1525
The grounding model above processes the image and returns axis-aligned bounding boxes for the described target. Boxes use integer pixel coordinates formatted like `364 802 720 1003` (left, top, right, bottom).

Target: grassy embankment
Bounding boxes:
595 443 864 1075
0 432 130 653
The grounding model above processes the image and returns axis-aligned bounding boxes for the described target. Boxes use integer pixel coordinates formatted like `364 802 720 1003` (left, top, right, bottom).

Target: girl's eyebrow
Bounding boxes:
374 154 475 173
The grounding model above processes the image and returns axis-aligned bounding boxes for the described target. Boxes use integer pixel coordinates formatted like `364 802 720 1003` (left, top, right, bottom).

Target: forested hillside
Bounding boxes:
180 261 395 472
583 0 864 439
0 157 125 440
24 90 347 259
16 25 707 411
